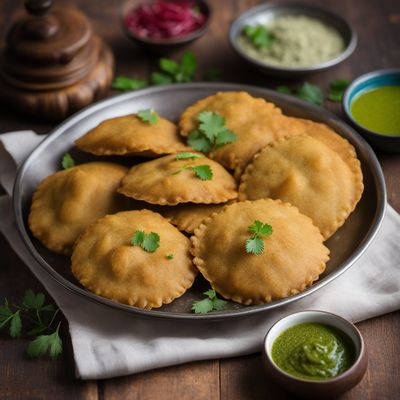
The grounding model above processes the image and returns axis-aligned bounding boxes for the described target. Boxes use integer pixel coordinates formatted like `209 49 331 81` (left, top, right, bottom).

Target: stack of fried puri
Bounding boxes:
28 91 364 310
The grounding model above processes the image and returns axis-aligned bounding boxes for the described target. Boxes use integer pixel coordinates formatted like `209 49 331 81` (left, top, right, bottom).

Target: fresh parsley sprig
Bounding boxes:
0 289 63 358
137 109 158 125
192 289 227 314
61 153 75 169
245 220 273 255
131 230 160 253
328 79 350 102
172 152 213 180
112 76 148 91
277 82 323 106
187 111 238 153
243 24 275 50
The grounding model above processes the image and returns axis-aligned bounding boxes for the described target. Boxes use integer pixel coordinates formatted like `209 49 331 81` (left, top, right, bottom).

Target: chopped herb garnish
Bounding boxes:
243 24 274 50
187 111 237 153
112 76 148 91
61 153 75 169
175 152 204 160
0 289 62 359
245 220 273 255
192 289 227 314
328 79 350 102
202 67 223 82
137 109 158 125
172 163 213 180
166 253 174 260
131 230 160 253
275 82 323 106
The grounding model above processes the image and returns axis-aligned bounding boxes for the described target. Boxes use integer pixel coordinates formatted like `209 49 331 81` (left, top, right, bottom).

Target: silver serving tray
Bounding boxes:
13 83 386 320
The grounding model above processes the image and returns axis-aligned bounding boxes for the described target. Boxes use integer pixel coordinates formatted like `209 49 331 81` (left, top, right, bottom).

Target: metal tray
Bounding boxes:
13 83 386 320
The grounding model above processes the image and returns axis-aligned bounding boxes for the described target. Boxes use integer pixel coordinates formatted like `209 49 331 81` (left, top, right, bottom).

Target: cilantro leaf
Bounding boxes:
166 253 174 260
202 67 223 82
151 72 173 85
198 111 226 141
192 298 214 314
142 232 160 253
180 51 197 80
10 311 22 338
246 220 273 255
276 85 292 94
187 129 212 153
192 165 213 180
131 231 145 246
328 79 350 102
192 288 227 314
160 58 179 75
245 237 265 255
137 109 158 125
297 82 323 106
175 152 204 160
61 153 75 169
22 289 45 310
243 25 274 50
112 76 148 91
215 129 237 148
26 323 62 359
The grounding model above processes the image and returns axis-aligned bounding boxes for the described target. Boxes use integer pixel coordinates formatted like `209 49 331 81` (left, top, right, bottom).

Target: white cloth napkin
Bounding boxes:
1 130 400 380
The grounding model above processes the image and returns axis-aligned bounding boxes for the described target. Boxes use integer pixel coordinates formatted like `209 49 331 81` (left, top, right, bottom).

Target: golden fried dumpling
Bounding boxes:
29 162 129 255
75 113 190 157
179 91 289 172
118 154 238 205
191 199 329 305
239 135 364 239
71 210 197 309
163 202 232 234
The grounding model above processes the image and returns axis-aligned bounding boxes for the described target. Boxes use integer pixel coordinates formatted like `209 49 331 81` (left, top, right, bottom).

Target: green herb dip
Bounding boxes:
238 15 345 67
271 323 355 380
350 86 400 135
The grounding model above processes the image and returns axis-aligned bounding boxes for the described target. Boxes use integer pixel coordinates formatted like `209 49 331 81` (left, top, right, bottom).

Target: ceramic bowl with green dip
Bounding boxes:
262 311 367 399
343 69 400 153
229 3 357 78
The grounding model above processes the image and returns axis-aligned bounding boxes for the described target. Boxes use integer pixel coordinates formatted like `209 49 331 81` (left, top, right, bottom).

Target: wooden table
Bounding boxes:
1 0 399 398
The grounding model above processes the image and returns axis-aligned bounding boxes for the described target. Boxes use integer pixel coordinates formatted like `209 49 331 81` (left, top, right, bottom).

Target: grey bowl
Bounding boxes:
342 69 400 153
229 3 357 78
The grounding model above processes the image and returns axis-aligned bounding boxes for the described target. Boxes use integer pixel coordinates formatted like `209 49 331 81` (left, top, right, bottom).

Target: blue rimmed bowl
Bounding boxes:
342 69 400 153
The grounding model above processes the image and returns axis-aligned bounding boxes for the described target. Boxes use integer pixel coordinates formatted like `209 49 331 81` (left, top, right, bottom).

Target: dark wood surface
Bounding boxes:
1 0 399 399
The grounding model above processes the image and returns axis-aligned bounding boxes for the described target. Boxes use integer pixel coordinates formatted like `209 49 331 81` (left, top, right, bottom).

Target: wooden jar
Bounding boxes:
0 0 115 121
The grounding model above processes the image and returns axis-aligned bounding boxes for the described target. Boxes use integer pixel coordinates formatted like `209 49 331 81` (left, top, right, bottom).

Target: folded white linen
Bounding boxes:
0 131 399 379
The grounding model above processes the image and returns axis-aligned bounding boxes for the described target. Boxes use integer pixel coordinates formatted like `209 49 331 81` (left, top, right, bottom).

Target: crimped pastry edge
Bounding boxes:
190 198 330 305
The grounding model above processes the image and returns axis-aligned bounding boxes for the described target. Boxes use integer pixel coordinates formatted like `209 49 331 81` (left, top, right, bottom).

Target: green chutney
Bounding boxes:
271 323 355 380
350 86 400 135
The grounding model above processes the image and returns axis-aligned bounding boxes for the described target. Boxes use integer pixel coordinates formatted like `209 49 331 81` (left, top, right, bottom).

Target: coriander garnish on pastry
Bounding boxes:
191 199 329 305
71 210 197 309
29 162 130 256
75 112 190 157
118 153 237 205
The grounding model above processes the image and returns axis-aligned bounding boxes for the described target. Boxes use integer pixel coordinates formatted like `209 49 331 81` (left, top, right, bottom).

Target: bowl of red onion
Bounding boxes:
122 0 210 54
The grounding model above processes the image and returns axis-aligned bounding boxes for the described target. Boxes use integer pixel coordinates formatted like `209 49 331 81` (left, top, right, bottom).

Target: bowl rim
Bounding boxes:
342 68 400 139
262 310 367 384
229 2 357 73
120 0 211 45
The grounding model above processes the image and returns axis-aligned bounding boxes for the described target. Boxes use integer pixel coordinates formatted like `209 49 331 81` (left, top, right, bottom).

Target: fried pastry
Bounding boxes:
75 113 190 157
179 91 290 172
239 135 364 239
71 210 197 309
29 162 129 255
162 202 233 233
118 154 238 205
191 199 329 305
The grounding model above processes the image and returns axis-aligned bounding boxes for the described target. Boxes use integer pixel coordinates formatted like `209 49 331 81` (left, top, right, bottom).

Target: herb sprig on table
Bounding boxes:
112 51 223 92
0 289 63 358
192 289 227 314
187 111 238 153
245 220 273 255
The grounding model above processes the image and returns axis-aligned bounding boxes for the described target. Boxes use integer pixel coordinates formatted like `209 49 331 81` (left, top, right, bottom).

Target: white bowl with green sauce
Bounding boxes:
229 3 357 77
262 310 368 398
343 69 400 153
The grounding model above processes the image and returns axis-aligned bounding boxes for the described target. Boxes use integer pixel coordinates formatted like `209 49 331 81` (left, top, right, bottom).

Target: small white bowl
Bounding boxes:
262 310 368 399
